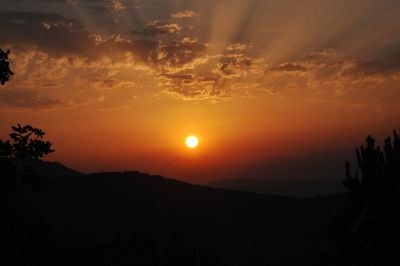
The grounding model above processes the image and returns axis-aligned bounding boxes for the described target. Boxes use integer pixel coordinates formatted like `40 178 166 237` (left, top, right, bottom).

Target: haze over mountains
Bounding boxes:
208 178 344 197
31 159 345 197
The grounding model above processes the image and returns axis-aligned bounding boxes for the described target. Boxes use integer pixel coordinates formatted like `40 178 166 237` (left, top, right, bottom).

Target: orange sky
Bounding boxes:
1 0 400 183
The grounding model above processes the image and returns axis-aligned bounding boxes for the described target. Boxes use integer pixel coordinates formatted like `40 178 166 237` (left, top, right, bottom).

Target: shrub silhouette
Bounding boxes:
0 48 14 85
327 130 400 266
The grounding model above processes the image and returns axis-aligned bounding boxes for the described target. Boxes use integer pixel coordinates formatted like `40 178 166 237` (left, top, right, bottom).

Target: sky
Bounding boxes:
1 0 400 183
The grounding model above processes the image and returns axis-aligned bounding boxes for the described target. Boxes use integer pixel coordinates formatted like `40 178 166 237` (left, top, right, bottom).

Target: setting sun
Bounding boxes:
185 136 199 149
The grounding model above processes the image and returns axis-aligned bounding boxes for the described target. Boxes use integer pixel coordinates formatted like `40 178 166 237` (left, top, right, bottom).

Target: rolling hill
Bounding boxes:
10 161 343 266
207 177 345 197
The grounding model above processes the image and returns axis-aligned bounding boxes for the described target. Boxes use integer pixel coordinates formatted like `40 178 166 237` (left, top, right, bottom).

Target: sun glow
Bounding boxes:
185 135 199 149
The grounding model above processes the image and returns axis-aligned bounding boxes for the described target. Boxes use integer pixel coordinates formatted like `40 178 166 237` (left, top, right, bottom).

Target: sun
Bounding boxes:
185 135 199 149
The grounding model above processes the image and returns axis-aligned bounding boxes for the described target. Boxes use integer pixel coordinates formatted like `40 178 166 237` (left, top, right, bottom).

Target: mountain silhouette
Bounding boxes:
15 159 84 179
16 166 340 266
207 178 345 197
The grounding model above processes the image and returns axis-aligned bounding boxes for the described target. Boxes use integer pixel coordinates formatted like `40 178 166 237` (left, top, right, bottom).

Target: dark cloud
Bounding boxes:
5 6 398 103
259 47 400 103
132 22 182 36
0 11 71 23
107 0 127 13
0 10 214 102
159 42 265 100
226 43 250 52
0 11 207 71
30 0 67 2
160 73 220 99
2 0 67 2
0 89 66 109
210 43 262 81
0 8 217 101
213 55 253 79
265 47 400 80
0 11 95 58
268 63 307 72
344 48 400 78
153 39 207 72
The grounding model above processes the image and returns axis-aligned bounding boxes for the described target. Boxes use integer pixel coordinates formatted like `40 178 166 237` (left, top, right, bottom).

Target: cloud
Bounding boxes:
0 11 97 58
0 10 216 106
90 78 136 91
159 43 266 101
107 0 127 13
341 49 400 79
1 10 251 102
159 73 221 100
132 21 182 36
2 6 398 105
0 88 67 110
226 43 250 53
153 39 208 73
171 10 198 19
0 11 207 72
268 63 307 72
212 55 253 79
211 44 263 80
261 47 400 104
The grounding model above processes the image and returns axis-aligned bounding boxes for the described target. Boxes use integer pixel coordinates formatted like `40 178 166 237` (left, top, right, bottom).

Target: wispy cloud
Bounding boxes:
107 0 126 13
0 88 68 110
1 0 400 107
132 21 182 36
171 10 198 19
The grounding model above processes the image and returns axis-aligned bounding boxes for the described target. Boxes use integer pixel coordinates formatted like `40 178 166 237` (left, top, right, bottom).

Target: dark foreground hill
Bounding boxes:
12 165 342 266
207 178 345 197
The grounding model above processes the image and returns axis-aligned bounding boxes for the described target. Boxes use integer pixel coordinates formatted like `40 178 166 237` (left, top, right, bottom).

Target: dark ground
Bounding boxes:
1 162 343 266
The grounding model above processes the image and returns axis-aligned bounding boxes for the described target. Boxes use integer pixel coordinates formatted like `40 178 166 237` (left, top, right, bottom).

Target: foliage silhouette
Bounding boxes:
344 131 400 198
326 130 400 266
0 124 54 266
0 124 54 198
0 48 14 85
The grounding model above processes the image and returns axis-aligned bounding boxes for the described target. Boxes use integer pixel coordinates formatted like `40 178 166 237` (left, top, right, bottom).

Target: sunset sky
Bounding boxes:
1 0 400 183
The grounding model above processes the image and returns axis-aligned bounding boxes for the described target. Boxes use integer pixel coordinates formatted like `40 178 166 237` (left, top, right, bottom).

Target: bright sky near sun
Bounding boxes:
1 0 400 182
185 136 199 149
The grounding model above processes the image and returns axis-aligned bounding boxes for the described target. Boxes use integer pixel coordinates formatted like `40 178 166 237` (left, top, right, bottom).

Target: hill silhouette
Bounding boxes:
207 178 344 197
15 159 83 179
16 167 340 266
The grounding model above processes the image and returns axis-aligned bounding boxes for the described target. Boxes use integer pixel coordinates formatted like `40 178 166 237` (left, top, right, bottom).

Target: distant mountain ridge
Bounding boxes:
20 170 340 266
207 177 345 197
21 160 345 197
15 159 84 178
8 159 345 266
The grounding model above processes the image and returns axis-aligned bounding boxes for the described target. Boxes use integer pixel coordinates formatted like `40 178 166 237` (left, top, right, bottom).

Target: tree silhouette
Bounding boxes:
344 131 400 198
327 130 400 266
0 124 54 198
0 48 14 85
0 125 54 265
